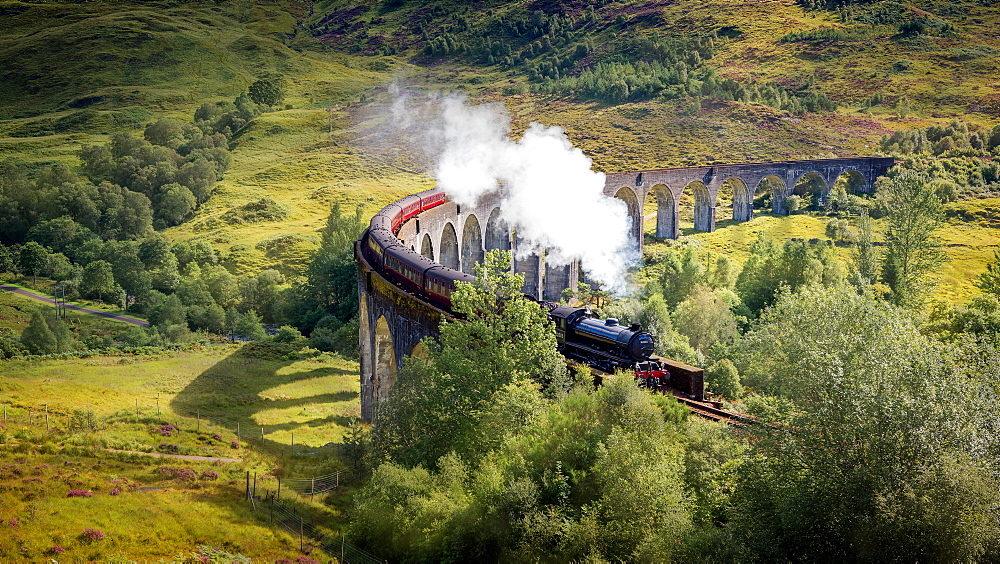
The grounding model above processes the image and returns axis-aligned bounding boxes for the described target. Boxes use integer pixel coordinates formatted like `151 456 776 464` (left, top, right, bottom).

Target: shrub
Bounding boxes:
785 194 803 214
157 424 177 436
48 546 65 555
156 466 197 481
80 528 105 542
200 470 219 480
157 443 180 454
67 489 93 497
109 488 122 495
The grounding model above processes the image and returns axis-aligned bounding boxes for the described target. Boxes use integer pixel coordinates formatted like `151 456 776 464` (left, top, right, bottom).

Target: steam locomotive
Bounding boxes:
359 188 666 383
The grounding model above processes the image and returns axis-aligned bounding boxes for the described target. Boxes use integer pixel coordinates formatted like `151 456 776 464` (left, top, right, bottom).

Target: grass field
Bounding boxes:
642 203 1000 304
0 344 360 560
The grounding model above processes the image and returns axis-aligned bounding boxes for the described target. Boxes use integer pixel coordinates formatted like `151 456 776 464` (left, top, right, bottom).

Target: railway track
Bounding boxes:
669 393 754 426
584 362 751 426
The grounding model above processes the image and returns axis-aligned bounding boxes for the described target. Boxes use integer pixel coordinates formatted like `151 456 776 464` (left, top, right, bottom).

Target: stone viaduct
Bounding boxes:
605 157 895 248
357 156 895 420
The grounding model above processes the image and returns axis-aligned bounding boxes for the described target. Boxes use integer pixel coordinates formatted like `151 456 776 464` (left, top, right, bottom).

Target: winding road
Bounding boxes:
0 283 150 327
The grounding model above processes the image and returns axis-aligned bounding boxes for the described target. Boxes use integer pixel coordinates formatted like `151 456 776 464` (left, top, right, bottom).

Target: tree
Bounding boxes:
974 248 1000 297
878 171 948 308
852 210 879 288
658 246 706 308
45 252 75 283
705 358 742 398
728 286 1000 560
144 119 184 148
80 260 116 302
111 251 152 308
20 309 58 355
46 314 73 353
154 183 196 226
673 285 738 352
18 241 49 285
233 309 266 341
373 250 567 468
288 203 367 330
0 243 12 274
248 77 284 107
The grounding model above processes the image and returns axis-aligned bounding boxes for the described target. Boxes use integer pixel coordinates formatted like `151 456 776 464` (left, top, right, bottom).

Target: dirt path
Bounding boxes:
0 283 149 327
104 448 242 463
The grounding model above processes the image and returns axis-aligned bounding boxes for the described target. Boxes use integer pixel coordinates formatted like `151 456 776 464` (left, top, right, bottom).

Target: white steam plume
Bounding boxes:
393 91 639 293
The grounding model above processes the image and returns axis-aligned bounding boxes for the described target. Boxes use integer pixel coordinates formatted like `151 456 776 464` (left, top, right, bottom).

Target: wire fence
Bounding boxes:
245 472 384 564
0 398 281 453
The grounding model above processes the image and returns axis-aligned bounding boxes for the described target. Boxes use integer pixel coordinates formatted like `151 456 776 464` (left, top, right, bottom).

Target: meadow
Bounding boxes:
0 344 360 560
646 206 1000 304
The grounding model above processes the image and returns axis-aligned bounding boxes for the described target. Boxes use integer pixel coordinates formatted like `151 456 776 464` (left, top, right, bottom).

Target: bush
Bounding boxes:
706 359 743 398
156 466 197 480
785 194 803 214
80 528 105 542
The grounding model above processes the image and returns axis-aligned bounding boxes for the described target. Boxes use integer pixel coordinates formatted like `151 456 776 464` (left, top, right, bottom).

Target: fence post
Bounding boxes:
28 410 32 426
156 393 160 416
237 422 241 443
3 403 5 423
135 399 139 421
261 427 264 442
45 405 49 430
311 477 315 501
245 471 250 500
277 479 281 500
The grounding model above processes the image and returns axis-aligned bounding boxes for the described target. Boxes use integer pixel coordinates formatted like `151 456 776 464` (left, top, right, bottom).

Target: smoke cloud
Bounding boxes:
390 89 639 293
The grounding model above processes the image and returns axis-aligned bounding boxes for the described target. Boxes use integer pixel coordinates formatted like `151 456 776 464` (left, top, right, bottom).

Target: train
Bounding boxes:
360 188 474 311
359 188 702 399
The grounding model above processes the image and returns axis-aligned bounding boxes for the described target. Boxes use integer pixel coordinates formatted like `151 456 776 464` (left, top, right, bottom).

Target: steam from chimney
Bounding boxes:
390 89 639 293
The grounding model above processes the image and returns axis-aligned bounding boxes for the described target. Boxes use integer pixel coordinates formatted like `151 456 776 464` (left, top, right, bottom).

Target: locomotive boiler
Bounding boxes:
546 304 656 372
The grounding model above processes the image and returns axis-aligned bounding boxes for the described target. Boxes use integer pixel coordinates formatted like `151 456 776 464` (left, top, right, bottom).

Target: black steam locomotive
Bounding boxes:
359 188 661 377
546 304 656 373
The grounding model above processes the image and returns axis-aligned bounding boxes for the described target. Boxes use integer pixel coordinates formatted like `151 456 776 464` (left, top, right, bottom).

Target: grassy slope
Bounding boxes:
1 345 360 448
4 0 997 284
0 345 359 559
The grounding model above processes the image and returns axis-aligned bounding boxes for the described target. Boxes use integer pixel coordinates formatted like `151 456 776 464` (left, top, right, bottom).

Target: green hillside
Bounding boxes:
3 0 998 280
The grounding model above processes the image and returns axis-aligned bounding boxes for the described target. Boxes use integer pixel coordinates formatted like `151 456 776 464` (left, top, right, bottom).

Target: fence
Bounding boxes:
0 397 275 451
245 471 384 564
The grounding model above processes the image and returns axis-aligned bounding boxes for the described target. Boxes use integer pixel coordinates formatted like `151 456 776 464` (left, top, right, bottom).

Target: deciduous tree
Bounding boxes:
18 241 49 285
80 260 116 302
373 250 567 468
878 171 948 308
974 248 1000 297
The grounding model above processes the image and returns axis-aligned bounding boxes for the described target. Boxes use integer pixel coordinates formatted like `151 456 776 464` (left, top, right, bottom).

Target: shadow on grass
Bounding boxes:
170 348 357 450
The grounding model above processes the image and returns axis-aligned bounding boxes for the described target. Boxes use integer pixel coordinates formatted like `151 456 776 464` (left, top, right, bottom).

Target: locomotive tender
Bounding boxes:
359 188 683 391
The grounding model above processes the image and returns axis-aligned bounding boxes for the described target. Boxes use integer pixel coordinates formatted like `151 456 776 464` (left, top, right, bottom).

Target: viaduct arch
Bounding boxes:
610 157 894 248
358 157 894 419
